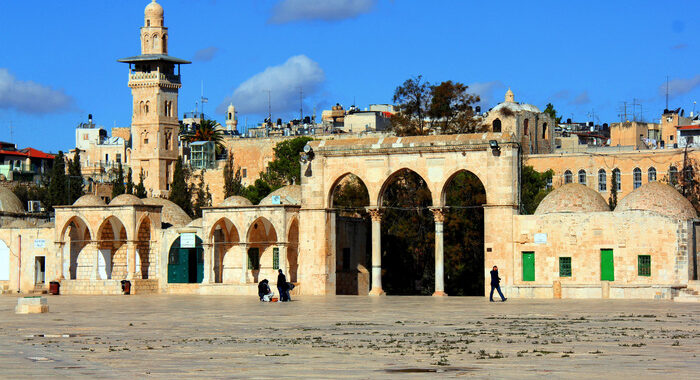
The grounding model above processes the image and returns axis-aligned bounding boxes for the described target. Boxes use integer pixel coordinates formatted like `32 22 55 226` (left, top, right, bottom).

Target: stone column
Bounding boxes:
56 242 66 280
202 243 213 284
240 243 248 284
367 208 385 296
90 241 99 280
431 207 447 297
126 241 137 280
278 243 288 276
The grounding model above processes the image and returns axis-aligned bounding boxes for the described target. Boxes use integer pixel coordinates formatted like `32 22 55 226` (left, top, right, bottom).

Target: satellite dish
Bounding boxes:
303 144 312 153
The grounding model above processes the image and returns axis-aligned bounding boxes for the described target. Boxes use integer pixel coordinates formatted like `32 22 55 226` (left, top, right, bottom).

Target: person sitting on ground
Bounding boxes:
258 279 273 302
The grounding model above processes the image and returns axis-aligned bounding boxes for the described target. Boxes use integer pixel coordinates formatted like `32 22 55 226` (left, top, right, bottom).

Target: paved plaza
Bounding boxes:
1 295 699 379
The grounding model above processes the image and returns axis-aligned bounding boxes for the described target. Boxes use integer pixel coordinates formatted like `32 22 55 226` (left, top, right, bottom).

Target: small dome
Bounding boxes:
0 187 24 213
187 218 202 228
145 0 164 19
73 194 106 207
535 183 609 215
491 101 541 114
142 198 191 227
259 185 301 206
218 196 253 207
615 182 697 219
110 194 144 206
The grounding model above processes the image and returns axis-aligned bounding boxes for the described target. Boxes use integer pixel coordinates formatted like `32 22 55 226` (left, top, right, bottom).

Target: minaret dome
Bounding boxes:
144 0 164 27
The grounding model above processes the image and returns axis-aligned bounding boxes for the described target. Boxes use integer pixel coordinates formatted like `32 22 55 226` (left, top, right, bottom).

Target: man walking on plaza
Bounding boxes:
490 266 507 302
277 269 290 302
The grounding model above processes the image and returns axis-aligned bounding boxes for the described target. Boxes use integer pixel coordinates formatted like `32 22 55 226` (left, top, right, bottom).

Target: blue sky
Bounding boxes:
0 0 698 152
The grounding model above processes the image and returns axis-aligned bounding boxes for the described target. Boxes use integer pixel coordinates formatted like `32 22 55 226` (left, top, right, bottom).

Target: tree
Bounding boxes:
223 153 245 198
243 178 273 205
521 165 554 214
135 168 148 198
543 103 562 124
68 150 84 204
667 145 700 212
111 162 125 199
125 168 134 195
188 119 224 154
427 80 482 134
47 151 67 210
609 171 618 210
261 136 313 188
192 170 212 218
390 76 431 136
169 157 192 216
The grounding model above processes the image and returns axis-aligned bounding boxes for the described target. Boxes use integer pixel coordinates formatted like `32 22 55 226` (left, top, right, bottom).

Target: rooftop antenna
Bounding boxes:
299 87 303 121
200 81 208 117
9 120 13 144
267 90 272 124
666 75 669 111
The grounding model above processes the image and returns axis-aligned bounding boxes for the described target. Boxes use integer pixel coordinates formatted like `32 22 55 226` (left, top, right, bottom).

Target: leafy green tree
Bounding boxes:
428 80 482 134
68 150 84 204
135 168 148 198
47 151 67 210
125 168 134 195
243 178 273 205
261 136 313 188
390 76 431 136
111 162 125 199
169 158 192 216
521 165 554 214
543 103 562 124
192 170 212 218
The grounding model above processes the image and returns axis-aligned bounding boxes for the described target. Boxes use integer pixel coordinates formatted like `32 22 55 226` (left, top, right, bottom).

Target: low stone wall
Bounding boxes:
507 284 678 300
132 279 159 294
60 279 122 295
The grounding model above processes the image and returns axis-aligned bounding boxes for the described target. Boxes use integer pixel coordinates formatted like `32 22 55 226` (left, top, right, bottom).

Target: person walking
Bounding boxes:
490 265 507 302
277 269 289 302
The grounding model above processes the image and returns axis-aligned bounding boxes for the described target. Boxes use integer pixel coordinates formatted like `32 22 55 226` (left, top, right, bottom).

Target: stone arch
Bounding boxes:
440 169 488 207
136 216 152 279
210 217 241 283
60 216 92 280
96 216 128 280
523 118 529 136
246 217 279 284
378 168 433 207
287 217 299 282
327 172 371 209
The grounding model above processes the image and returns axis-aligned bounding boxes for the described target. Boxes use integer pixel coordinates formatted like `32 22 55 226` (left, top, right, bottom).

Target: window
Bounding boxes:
564 170 573 184
242 168 247 178
247 248 260 270
147 20 150 27
546 177 552 190
598 169 607 191
684 166 694 182
613 168 621 191
638 255 651 276
648 167 656 182
633 167 642 189
669 166 678 185
524 119 529 136
116 154 122 163
273 247 279 270
83 134 88 140
105 154 109 163
493 118 502 133
578 169 586 185
542 123 547 139
559 257 572 277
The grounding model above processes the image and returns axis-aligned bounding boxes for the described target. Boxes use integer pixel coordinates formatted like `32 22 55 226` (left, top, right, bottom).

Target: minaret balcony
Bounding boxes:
129 72 181 84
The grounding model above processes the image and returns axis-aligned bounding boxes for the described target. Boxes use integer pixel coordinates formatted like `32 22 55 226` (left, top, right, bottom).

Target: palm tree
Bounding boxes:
187 119 224 154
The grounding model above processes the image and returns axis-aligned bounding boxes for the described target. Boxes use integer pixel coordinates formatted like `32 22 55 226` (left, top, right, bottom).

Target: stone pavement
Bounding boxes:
0 295 698 379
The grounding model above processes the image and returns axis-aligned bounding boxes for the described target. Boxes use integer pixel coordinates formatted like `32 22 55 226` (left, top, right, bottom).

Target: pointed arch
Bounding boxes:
287 217 299 282
136 216 152 279
327 172 370 209
378 168 433 207
246 216 279 284
96 216 128 280
440 169 487 207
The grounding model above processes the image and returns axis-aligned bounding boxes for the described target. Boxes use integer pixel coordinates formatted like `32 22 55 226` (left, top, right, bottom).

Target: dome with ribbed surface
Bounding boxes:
535 183 609 215
110 194 144 206
259 185 301 206
218 196 253 207
73 194 106 207
615 182 696 219
142 197 191 227
0 187 24 213
145 0 164 19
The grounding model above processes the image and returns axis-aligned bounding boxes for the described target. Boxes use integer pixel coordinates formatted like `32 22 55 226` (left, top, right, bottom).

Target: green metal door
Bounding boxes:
522 252 535 281
168 241 187 283
168 236 204 283
601 249 614 281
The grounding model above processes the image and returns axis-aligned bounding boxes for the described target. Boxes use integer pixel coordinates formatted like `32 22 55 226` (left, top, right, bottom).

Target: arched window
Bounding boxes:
228 112 232 120
142 132 149 146
633 167 642 189
648 167 656 182
145 101 150 114
164 131 171 150
147 20 150 27
669 166 678 185
163 35 167 52
613 168 621 191
564 170 573 184
153 34 158 49
542 123 547 139
598 169 607 191
523 119 529 136
492 118 502 133
578 169 586 185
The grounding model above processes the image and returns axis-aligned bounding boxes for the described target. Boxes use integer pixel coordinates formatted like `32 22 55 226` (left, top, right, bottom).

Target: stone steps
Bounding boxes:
674 293 700 302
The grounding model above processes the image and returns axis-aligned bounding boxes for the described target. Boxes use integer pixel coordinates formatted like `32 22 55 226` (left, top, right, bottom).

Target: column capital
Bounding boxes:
430 207 446 223
366 207 383 222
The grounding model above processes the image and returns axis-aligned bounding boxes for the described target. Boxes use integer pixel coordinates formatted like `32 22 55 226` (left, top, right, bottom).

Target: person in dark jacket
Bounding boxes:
258 279 272 301
490 266 507 302
277 269 290 302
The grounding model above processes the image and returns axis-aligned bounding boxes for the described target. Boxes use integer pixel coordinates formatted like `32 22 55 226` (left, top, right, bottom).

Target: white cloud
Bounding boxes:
218 55 325 115
193 47 219 62
0 68 75 114
468 81 505 107
269 0 376 23
660 75 700 98
570 91 590 105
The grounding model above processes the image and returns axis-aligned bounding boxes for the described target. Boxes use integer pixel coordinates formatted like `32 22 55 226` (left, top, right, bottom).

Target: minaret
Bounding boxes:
226 104 238 132
118 0 190 196
505 88 515 103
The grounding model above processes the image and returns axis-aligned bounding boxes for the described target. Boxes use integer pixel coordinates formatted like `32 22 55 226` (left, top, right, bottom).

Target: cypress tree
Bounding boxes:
135 168 147 198
111 162 125 198
169 157 192 215
47 151 67 210
223 153 235 198
68 150 84 204
609 171 618 210
125 168 134 195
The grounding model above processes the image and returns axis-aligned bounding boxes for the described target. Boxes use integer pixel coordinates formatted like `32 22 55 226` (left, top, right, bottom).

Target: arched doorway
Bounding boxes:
329 173 371 295
136 217 152 279
441 170 487 295
287 218 299 283
379 168 434 295
96 217 127 280
0 239 9 281
246 217 278 284
210 218 240 283
61 217 92 280
168 235 204 283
